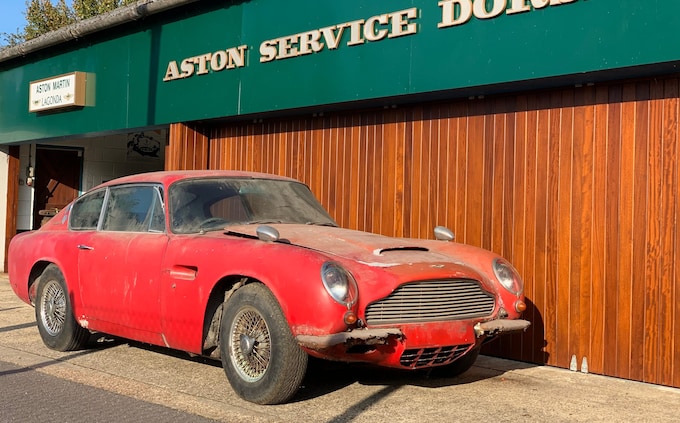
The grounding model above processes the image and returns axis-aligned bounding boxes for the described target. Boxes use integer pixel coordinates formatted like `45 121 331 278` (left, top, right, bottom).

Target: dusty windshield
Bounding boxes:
169 177 337 234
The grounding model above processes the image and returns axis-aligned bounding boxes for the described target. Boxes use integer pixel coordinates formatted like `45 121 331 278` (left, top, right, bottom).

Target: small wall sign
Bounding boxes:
29 72 87 112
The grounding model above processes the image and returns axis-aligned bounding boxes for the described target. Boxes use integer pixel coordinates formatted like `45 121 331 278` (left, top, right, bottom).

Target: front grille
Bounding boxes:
364 279 495 325
400 344 472 368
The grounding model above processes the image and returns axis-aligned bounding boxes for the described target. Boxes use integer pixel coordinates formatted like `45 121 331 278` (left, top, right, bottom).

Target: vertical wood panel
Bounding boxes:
200 76 680 389
660 79 678 386
572 87 589 368
590 86 609 375
630 82 649 382
604 86 622 377
645 81 663 384
3 146 20 272
166 123 209 171
617 84 636 379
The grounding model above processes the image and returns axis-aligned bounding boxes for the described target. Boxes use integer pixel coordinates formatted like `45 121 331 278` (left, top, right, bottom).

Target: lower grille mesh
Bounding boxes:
365 279 495 325
400 344 473 368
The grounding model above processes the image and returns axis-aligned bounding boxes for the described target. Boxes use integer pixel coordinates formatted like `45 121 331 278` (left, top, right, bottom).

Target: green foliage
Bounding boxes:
73 0 136 20
24 0 74 41
2 0 137 49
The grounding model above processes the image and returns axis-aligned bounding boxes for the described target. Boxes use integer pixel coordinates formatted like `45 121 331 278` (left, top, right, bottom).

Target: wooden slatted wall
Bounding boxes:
167 77 680 388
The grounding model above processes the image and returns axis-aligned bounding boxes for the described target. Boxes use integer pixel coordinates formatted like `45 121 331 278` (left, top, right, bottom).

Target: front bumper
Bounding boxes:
295 318 531 369
296 328 404 350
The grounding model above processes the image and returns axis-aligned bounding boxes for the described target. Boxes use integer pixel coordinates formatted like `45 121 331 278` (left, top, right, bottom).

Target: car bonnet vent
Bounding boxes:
377 247 429 255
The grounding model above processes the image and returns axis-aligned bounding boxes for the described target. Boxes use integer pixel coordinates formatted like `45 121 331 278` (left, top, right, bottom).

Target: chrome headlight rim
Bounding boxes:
492 258 523 295
320 262 358 307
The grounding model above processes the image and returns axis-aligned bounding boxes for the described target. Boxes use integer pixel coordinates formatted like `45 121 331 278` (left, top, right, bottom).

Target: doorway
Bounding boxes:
32 146 83 229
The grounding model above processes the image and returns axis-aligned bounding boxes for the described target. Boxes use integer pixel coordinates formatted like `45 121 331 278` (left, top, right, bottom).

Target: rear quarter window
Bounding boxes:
70 189 106 230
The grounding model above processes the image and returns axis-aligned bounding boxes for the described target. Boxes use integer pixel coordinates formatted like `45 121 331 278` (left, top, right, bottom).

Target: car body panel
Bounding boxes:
77 231 167 344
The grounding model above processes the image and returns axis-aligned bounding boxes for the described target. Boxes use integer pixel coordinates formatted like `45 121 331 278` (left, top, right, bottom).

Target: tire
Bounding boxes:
428 346 480 378
220 283 308 405
34 265 89 351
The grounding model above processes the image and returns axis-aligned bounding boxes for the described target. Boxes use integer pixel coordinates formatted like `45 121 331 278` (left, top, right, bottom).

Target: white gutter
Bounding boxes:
0 0 200 63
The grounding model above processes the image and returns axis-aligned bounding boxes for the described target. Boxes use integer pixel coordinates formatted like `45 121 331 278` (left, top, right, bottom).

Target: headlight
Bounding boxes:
321 262 358 306
492 258 523 294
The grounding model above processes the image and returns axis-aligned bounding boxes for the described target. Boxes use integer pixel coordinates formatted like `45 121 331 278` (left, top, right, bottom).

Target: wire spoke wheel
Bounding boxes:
39 279 67 336
229 307 271 382
220 283 308 404
34 264 89 352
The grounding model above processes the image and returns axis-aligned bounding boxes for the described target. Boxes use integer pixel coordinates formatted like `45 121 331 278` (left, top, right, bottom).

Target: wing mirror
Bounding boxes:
434 226 455 242
256 225 280 242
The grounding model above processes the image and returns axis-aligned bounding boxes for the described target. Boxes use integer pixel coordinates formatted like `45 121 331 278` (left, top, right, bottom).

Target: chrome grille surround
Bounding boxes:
400 344 473 368
364 279 495 326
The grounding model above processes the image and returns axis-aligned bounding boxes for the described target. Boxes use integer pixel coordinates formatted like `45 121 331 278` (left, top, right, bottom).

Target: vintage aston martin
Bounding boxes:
8 170 530 404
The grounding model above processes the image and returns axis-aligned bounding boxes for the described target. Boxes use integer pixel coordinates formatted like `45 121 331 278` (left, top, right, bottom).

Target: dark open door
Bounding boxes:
33 147 83 229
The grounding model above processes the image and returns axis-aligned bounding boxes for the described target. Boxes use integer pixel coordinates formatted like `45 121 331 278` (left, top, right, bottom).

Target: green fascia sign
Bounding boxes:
1 0 679 144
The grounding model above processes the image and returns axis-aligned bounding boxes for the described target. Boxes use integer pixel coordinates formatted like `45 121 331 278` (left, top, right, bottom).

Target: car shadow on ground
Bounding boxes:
291 355 540 402
100 337 539 403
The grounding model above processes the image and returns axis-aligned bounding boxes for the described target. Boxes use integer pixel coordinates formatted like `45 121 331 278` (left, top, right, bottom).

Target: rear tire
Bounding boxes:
220 283 308 405
35 265 89 351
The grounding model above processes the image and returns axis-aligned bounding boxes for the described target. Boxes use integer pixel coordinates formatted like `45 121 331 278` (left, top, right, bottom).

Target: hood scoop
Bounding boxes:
375 246 429 256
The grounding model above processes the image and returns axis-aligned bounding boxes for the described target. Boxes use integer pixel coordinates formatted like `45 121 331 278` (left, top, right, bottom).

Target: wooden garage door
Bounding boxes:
167 76 680 388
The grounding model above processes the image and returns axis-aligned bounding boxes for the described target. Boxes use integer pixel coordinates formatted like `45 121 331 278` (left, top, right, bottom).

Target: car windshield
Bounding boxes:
169 177 337 234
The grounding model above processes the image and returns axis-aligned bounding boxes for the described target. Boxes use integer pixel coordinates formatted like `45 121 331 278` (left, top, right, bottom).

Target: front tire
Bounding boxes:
220 283 308 405
34 265 89 351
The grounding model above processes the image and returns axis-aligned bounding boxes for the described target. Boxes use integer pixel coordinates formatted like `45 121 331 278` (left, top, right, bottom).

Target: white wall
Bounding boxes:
16 145 34 231
0 147 8 272
69 130 167 191
14 129 167 231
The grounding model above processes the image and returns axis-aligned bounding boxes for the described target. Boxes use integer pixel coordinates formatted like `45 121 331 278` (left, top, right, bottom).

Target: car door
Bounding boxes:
76 184 168 345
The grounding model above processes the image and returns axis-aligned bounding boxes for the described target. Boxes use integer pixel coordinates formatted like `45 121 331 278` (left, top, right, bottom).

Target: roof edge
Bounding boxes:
0 0 199 64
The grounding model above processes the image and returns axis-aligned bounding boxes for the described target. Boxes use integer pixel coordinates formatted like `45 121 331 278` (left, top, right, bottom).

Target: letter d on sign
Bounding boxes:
438 0 473 28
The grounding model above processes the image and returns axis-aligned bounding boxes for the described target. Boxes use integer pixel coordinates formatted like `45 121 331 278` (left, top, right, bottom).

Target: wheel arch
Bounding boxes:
201 274 260 359
27 261 57 305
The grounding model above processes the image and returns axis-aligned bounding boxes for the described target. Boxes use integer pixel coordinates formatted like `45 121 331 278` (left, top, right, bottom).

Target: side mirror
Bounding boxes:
434 226 455 242
256 225 280 242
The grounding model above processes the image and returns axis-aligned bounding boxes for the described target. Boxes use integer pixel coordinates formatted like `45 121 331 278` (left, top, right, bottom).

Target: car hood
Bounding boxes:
225 224 461 267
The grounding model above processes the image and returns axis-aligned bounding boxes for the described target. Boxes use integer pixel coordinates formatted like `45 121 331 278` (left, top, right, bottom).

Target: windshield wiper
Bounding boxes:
246 219 284 225
305 221 338 227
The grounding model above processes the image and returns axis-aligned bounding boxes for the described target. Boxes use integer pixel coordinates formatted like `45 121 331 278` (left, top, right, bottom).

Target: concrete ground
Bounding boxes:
1 272 679 422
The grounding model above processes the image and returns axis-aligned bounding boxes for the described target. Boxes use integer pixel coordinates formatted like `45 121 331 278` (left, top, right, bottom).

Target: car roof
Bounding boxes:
95 170 298 189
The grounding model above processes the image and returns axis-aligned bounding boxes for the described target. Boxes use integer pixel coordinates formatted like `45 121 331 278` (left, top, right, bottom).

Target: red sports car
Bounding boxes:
8 170 529 404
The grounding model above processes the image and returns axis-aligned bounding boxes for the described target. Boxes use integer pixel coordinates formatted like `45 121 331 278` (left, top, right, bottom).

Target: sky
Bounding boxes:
0 0 29 35
0 0 74 36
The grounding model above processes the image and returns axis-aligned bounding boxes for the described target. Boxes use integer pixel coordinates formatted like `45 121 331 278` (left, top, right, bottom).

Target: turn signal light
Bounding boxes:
344 311 358 325
515 300 527 313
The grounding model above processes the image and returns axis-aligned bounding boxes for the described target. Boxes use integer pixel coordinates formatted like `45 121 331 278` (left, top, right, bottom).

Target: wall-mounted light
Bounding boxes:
26 165 34 187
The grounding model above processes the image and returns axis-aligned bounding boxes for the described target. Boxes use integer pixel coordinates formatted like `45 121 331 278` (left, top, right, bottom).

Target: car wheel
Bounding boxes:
34 265 89 351
220 283 308 405
428 346 480 378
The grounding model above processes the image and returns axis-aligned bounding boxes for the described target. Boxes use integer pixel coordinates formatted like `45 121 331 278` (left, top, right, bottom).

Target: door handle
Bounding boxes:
77 244 94 250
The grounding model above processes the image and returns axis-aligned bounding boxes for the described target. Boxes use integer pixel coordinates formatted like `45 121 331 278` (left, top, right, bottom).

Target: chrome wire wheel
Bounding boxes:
229 306 271 382
39 279 67 337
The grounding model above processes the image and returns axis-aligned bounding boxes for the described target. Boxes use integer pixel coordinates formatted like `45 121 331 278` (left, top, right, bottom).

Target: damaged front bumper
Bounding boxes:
296 318 531 351
473 319 531 337
296 328 403 350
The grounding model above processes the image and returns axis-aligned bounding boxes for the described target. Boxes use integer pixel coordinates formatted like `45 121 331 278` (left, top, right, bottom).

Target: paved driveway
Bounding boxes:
1 273 678 422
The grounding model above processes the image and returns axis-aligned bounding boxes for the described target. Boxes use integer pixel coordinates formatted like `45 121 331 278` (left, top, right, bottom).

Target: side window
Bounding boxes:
70 189 106 230
102 185 164 232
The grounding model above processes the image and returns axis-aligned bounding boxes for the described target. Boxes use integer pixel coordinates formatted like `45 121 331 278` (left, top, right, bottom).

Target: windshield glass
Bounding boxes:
169 177 337 234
